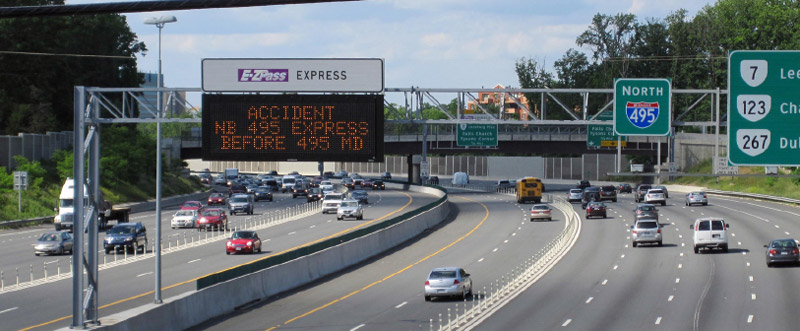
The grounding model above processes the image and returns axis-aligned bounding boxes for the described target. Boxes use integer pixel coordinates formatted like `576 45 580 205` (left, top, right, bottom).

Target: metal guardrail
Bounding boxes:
0 216 52 229
704 189 800 205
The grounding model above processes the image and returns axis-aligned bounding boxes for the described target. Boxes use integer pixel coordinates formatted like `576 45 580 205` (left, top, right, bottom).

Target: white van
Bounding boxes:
452 172 469 185
281 175 297 193
322 193 345 214
691 217 729 253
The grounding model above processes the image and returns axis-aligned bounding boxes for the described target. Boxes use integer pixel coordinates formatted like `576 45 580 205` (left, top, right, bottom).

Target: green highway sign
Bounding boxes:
457 123 498 147
728 50 800 166
587 124 626 148
614 78 671 136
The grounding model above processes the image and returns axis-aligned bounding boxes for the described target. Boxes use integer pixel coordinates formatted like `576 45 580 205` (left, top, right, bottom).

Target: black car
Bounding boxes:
618 183 633 193
581 187 601 209
323 171 335 178
253 187 273 201
351 190 369 204
229 183 247 197
291 183 310 198
267 170 278 176
426 176 440 185
381 172 392 180
635 184 653 203
104 222 147 254
372 180 386 190
307 187 324 202
578 180 591 190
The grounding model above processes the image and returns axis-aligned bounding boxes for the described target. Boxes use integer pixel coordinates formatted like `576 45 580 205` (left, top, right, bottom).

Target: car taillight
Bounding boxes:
793 248 799 254
769 249 778 255
425 280 430 286
453 279 460 285
632 230 637 235
657 229 661 234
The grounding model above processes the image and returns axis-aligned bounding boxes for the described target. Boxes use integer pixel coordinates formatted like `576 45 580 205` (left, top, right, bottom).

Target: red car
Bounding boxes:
180 201 203 212
207 193 226 206
361 178 374 188
226 230 262 254
585 201 607 219
197 208 228 231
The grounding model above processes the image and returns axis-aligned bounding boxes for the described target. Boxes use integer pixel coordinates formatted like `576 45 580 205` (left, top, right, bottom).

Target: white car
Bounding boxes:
644 189 667 206
171 210 198 229
322 193 345 214
337 200 363 220
320 181 334 192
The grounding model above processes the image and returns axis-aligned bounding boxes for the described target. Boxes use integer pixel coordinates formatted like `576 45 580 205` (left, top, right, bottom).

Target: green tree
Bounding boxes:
576 13 639 85
0 0 146 135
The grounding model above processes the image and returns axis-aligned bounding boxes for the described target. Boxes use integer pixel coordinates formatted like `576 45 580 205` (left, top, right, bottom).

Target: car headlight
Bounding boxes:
246 241 252 246
227 241 232 246
125 237 133 242
200 218 207 223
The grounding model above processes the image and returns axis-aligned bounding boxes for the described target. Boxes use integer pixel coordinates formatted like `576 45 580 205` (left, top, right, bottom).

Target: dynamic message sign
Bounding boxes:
728 50 800 166
202 94 384 162
202 58 384 93
614 78 671 136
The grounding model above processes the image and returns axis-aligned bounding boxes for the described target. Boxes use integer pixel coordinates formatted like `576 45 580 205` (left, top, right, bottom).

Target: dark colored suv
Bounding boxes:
581 187 601 209
600 185 618 202
635 184 653 203
292 183 310 198
104 222 147 254
578 180 591 189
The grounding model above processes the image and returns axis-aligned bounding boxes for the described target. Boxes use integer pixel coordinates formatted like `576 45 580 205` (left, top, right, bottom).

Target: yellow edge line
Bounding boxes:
277 195 489 329
20 193 414 331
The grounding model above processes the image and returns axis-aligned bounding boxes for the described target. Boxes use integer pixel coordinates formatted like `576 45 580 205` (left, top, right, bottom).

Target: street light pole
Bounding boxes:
144 15 176 304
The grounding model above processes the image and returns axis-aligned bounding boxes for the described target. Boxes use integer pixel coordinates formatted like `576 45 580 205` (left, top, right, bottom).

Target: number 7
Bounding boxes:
750 66 758 80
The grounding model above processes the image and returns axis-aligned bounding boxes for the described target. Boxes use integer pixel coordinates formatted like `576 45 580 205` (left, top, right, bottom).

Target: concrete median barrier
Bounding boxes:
81 183 448 331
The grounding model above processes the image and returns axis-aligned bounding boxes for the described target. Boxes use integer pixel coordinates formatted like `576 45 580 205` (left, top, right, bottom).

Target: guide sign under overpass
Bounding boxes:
457 123 498 147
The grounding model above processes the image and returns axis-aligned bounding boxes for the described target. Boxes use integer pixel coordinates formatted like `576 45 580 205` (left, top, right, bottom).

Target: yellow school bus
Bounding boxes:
516 177 543 203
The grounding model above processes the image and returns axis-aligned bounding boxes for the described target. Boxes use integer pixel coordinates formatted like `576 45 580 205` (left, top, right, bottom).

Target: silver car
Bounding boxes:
424 267 472 301
567 189 583 203
685 191 708 206
34 231 73 256
337 200 363 220
631 219 662 247
530 204 552 221
644 189 667 206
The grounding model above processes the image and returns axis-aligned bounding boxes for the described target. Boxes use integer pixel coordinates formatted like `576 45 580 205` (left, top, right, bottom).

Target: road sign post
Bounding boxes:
13 171 27 213
614 79 671 136
456 123 498 147
728 50 800 166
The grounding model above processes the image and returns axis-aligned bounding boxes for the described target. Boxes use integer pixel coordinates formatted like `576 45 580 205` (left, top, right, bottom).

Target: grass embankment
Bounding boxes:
667 159 800 200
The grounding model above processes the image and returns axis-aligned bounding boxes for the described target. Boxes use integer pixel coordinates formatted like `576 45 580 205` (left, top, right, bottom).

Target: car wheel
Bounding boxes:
603 213 607 218
337 217 342 220
424 295 431 302
357 215 363 220
613 199 617 202
54 224 61 231
632 242 637 247
226 251 230 255
693 246 699 254
767 261 772 268
105 248 111 254
548 217 552 221
722 245 728 253
703 202 708 206
662 202 666 206
658 241 663 247
35 253 40 256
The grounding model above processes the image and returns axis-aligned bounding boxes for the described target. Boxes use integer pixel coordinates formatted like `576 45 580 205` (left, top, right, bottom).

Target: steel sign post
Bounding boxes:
728 50 800 166
614 78 671 136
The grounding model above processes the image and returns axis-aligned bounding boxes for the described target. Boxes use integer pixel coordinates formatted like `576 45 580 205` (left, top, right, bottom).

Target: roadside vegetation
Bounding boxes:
667 159 800 200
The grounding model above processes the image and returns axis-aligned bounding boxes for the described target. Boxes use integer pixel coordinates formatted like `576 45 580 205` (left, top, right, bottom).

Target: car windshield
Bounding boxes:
601 186 615 191
429 271 457 279
60 199 74 208
326 194 344 200
533 205 549 210
108 226 135 235
175 210 194 217
589 202 603 207
232 231 254 239
640 206 655 211
570 189 582 194
637 222 658 229
231 197 248 203
648 190 664 194
39 233 61 241
256 188 269 192
691 192 705 196
772 240 797 248
321 181 332 185
341 201 359 207
183 202 200 207
210 193 223 198
202 210 221 216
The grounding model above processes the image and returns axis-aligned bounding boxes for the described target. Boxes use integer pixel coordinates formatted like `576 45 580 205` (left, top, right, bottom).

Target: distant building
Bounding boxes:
138 72 187 118
466 84 537 120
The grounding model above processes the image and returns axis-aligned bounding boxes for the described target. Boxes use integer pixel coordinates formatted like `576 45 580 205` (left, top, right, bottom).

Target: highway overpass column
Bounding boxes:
72 86 85 328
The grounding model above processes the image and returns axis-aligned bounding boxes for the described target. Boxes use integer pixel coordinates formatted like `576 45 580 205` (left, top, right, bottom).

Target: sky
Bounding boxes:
66 0 716 106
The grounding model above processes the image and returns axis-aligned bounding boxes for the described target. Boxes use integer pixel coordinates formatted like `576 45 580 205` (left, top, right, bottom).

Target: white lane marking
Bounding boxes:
738 241 742 246
625 244 629 248
478 258 484 262
621 254 625 258
512 233 516 237
602 279 608 286
746 262 751 267
188 259 201 264
613 265 619 270
504 240 509 243
675 278 680 284
743 252 747 256
749 276 754 282
731 233 736 237
679 234 683 239
668 295 674 302
786 232 791 236
562 319 572 327
747 315 754 323
680 253 684 257
137 272 153 278
310 225 316 229
585 297 593 304
288 231 297 235
655 317 662 325
682 243 685 247
752 293 757 301
775 224 780 229
351 324 366 331
492 248 498 252
395 302 407 309
0 307 18 315
678 264 683 269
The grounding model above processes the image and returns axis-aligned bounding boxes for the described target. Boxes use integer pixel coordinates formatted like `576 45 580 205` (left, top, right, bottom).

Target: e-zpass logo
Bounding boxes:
238 69 289 82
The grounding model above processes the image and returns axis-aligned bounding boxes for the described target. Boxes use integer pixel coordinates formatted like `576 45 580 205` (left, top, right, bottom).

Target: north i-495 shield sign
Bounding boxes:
614 78 671 136
728 50 800 166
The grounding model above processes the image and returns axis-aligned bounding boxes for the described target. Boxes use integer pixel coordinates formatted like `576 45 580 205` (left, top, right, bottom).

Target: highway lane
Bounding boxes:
0 188 311 286
191 192 570 331
1 189 433 331
476 189 800 330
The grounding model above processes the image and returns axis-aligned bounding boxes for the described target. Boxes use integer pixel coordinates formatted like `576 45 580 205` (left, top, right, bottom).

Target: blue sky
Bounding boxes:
68 0 715 104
